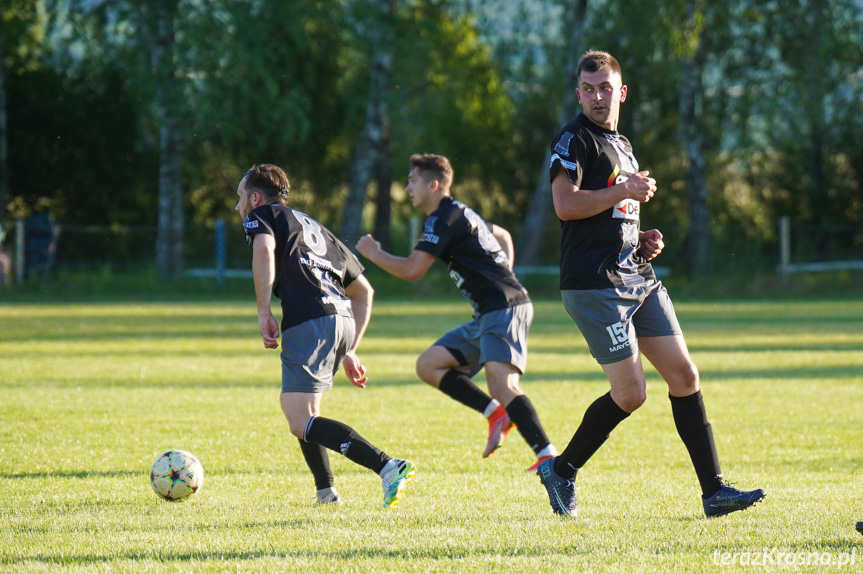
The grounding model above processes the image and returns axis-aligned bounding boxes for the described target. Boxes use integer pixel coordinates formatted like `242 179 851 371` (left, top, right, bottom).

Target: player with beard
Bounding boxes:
237 163 415 509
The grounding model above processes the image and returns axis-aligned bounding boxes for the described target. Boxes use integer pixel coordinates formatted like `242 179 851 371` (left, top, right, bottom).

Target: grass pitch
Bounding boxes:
1 297 862 572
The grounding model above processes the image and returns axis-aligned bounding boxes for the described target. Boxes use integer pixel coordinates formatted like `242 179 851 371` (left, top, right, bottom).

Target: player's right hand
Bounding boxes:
355 234 380 260
627 170 656 202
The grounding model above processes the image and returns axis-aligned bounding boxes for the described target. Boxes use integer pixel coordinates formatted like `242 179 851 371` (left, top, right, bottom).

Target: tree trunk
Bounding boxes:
804 2 828 260
679 0 711 280
516 0 589 265
341 0 395 247
373 126 393 252
151 1 185 280
0 21 8 229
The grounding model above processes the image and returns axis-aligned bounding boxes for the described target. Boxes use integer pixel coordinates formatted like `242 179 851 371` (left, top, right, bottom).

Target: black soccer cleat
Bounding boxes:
537 457 577 517
702 484 766 518
857 521 862 534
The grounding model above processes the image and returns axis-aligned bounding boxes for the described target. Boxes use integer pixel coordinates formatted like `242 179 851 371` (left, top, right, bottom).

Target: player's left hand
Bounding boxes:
258 313 280 349
342 352 368 388
639 229 664 261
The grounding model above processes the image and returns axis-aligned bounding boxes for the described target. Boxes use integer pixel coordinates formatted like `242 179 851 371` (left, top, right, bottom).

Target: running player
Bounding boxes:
237 163 415 509
356 153 557 470
537 51 765 517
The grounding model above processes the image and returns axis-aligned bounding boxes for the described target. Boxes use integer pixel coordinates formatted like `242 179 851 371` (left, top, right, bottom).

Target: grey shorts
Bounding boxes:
561 280 682 365
434 302 533 374
280 314 355 393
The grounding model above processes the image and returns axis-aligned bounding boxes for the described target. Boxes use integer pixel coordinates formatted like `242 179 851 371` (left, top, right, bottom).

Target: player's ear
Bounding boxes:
619 84 628 103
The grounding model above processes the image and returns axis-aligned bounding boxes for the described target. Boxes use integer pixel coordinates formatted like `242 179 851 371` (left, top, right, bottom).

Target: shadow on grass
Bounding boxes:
4 544 588 567
1 470 142 480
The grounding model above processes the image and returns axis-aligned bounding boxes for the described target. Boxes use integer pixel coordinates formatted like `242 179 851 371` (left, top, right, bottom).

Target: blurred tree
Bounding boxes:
389 0 515 221
676 0 711 279
340 0 395 248
4 1 157 227
0 9 8 230
4 0 861 282
762 0 862 229
516 0 588 266
1 0 46 227
148 0 185 280
183 0 355 226
60 0 187 279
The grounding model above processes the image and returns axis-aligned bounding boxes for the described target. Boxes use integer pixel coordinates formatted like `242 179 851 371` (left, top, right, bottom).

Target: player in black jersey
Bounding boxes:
236 164 415 509
356 154 557 471
536 51 765 518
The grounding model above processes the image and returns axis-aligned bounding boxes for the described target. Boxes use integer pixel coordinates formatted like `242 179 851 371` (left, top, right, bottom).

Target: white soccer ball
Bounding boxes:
150 449 204 501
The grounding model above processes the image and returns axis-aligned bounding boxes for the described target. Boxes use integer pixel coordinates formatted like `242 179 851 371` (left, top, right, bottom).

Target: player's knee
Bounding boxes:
283 412 312 439
287 421 306 439
487 376 520 397
617 389 647 413
415 356 441 386
677 363 700 394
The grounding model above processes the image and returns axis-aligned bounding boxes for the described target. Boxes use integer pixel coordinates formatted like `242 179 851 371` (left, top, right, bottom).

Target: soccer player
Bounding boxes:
236 163 415 509
537 51 766 517
356 153 557 470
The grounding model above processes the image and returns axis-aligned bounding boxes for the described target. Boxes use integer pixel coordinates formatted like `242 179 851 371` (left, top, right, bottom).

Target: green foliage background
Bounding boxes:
4 0 862 237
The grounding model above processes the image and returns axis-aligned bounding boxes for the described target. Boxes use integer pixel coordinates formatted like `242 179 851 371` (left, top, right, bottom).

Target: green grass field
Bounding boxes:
1 297 862 572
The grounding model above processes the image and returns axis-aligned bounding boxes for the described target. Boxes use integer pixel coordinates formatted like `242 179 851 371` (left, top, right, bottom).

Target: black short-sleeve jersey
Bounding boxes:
414 197 530 316
549 113 656 290
242 204 364 331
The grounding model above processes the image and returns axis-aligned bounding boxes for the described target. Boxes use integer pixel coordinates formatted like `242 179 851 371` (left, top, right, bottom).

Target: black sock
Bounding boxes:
297 438 333 490
438 369 494 414
555 392 630 479
669 391 723 498
304 416 390 474
505 395 551 455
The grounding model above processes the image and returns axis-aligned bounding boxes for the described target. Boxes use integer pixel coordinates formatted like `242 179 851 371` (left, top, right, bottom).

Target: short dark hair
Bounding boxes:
242 164 290 204
409 154 453 191
577 50 622 83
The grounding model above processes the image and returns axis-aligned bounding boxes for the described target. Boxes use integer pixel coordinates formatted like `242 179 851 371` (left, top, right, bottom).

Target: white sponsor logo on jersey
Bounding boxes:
420 233 439 244
244 219 259 229
612 199 640 220
549 153 578 172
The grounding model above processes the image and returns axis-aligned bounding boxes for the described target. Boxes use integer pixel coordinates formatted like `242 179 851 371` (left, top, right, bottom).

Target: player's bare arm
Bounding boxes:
342 273 373 388
252 233 280 349
490 224 515 268
551 169 656 221
355 234 436 281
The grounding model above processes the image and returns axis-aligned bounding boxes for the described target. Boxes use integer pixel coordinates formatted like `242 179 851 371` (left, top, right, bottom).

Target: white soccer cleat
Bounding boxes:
380 458 417 509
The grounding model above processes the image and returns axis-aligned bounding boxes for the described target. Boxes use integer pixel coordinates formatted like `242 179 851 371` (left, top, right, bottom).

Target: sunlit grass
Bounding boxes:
1 298 862 572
